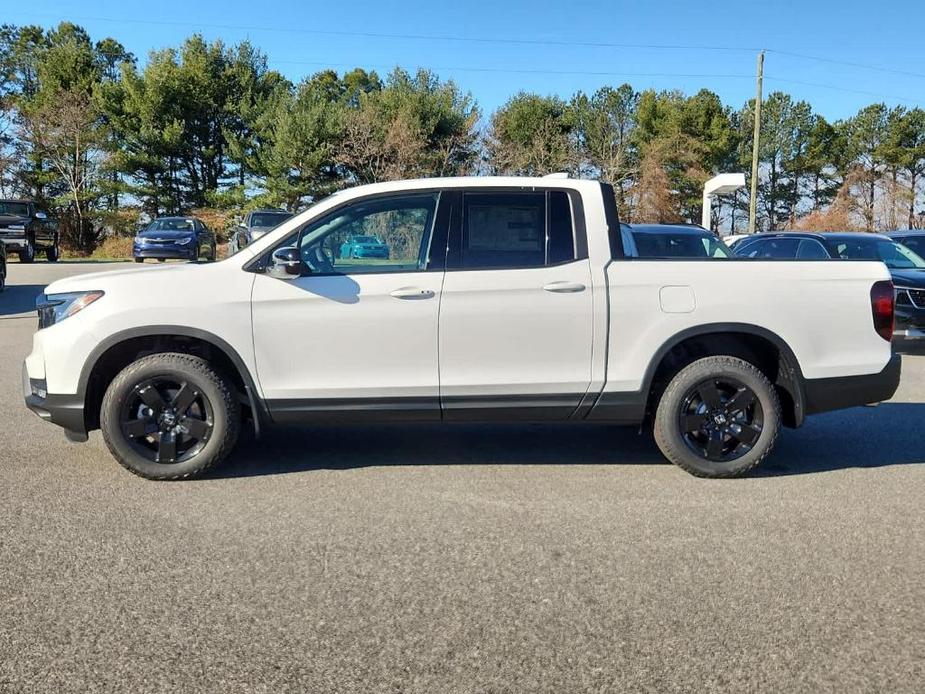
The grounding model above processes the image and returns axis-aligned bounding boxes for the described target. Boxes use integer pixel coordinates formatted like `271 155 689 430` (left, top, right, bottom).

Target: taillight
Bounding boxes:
870 280 894 342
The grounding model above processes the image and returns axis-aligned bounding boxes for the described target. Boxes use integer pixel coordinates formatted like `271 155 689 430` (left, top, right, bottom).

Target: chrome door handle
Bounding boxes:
390 287 435 300
542 281 586 293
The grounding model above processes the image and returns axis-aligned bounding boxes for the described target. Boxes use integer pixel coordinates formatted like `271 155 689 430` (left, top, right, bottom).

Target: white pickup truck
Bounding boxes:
24 176 901 479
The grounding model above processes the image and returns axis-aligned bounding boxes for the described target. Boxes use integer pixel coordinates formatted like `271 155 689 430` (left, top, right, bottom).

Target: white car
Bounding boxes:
24 176 900 479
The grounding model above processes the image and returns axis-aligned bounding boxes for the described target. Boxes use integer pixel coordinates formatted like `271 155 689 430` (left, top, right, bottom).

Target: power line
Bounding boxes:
269 59 753 81
767 49 925 81
764 76 923 105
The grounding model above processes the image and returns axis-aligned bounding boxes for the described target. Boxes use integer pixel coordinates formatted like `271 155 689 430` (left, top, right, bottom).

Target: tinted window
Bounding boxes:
0 201 29 216
632 231 730 258
834 239 925 269
738 238 801 259
459 191 575 270
895 236 925 256
796 239 829 259
297 193 438 275
250 213 290 228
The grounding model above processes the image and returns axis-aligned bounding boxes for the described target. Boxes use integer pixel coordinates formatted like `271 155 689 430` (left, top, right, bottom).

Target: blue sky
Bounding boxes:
9 0 925 121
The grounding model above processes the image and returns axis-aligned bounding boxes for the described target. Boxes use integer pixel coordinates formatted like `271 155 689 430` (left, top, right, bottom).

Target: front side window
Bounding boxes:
796 239 829 259
738 238 800 259
296 193 439 275
455 191 576 270
632 231 730 258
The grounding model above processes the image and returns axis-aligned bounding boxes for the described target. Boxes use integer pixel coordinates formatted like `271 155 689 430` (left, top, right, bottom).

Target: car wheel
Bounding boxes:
45 242 59 262
134 258 144 263
0 259 5 292
653 356 781 478
19 239 34 264
100 352 240 480
157 258 166 263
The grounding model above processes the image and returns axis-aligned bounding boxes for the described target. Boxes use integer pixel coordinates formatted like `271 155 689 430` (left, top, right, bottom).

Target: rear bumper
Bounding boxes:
803 353 901 415
22 362 87 440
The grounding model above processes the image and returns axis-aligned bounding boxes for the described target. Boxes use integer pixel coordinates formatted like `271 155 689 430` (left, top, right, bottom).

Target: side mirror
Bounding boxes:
34 211 47 220
268 246 302 280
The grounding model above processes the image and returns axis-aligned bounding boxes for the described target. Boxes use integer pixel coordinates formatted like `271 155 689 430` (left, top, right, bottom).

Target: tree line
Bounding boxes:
2 22 924 253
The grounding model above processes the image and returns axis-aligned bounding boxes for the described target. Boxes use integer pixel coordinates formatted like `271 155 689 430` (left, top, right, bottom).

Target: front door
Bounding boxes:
438 190 594 419
251 192 448 421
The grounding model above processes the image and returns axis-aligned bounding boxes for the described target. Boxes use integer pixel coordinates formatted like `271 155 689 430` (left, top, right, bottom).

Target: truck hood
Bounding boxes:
889 268 925 288
0 214 29 226
43 262 202 295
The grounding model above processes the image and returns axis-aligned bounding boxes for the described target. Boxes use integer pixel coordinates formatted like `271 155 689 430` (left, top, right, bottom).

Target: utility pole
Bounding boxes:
748 50 764 234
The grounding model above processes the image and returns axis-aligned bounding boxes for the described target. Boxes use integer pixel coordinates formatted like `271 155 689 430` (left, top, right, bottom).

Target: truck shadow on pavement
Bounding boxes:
0 284 44 317
211 402 925 479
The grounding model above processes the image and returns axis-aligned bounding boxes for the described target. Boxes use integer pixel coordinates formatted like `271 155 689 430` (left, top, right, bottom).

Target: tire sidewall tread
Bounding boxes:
100 352 240 480
654 356 781 478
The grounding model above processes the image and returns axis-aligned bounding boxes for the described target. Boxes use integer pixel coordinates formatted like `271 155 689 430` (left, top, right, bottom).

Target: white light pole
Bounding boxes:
702 173 746 232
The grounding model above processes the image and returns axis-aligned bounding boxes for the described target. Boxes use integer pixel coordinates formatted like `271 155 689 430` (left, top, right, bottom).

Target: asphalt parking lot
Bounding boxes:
1 261 923 693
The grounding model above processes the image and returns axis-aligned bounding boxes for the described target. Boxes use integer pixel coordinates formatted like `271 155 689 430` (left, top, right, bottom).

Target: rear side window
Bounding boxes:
894 236 925 256
796 239 829 259
739 238 800 259
456 191 576 270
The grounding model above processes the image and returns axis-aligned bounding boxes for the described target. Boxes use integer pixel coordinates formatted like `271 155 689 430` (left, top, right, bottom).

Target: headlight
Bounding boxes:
134 236 144 244
175 237 193 245
36 291 104 329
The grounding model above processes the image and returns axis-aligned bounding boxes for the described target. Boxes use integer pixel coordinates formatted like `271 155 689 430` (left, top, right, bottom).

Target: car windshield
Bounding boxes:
0 201 29 216
834 238 925 269
632 231 731 259
250 213 289 228
147 219 195 231
352 236 380 244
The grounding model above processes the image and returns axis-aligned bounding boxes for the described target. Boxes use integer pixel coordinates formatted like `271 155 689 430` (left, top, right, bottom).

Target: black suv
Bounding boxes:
734 231 925 351
0 199 59 263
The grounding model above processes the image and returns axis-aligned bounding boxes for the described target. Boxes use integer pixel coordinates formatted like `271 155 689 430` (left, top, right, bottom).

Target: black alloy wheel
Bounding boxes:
679 377 763 462
120 377 214 465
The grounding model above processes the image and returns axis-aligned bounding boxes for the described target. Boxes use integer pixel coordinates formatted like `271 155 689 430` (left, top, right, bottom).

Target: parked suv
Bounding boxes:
733 231 925 350
622 223 732 258
25 177 899 480
0 199 59 263
133 217 216 263
228 209 292 254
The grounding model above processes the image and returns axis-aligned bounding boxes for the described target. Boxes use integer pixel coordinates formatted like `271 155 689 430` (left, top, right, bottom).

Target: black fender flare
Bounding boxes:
80 325 267 435
640 322 807 427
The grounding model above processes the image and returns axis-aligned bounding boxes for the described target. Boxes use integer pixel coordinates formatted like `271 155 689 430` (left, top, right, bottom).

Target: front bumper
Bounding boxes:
134 243 195 259
22 362 88 441
803 353 902 415
1 234 28 251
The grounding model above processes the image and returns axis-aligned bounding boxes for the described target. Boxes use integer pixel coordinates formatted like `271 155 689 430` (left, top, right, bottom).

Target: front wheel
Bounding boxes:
100 353 240 480
653 356 780 478
19 239 34 263
46 242 59 262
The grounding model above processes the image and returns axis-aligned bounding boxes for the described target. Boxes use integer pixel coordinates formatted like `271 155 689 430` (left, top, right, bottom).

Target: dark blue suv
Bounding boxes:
134 217 216 263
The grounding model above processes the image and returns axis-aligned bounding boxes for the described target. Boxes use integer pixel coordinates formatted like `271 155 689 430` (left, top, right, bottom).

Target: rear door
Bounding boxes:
437 189 594 419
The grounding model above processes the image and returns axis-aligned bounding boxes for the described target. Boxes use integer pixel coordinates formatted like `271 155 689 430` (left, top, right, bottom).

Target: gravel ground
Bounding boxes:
1 262 923 693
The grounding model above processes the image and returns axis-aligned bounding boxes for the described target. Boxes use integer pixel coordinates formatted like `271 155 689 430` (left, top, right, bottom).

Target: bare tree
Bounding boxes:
20 87 105 251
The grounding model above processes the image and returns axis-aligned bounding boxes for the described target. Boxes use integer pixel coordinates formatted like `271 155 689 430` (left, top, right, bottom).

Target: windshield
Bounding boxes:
250 213 290 228
147 218 195 232
834 239 925 269
632 231 731 259
352 236 380 244
0 201 30 217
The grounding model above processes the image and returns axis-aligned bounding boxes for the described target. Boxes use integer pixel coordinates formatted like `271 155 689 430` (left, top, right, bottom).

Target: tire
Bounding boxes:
653 356 780 478
134 257 144 263
100 352 240 480
0 259 5 292
45 243 59 262
157 258 166 263
19 239 34 263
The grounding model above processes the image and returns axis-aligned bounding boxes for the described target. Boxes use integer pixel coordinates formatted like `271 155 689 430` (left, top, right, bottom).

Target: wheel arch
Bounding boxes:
80 326 265 434
641 323 806 428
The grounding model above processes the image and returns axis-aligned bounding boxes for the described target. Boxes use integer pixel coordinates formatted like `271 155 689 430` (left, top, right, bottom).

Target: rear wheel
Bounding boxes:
100 353 240 480
654 356 780 478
